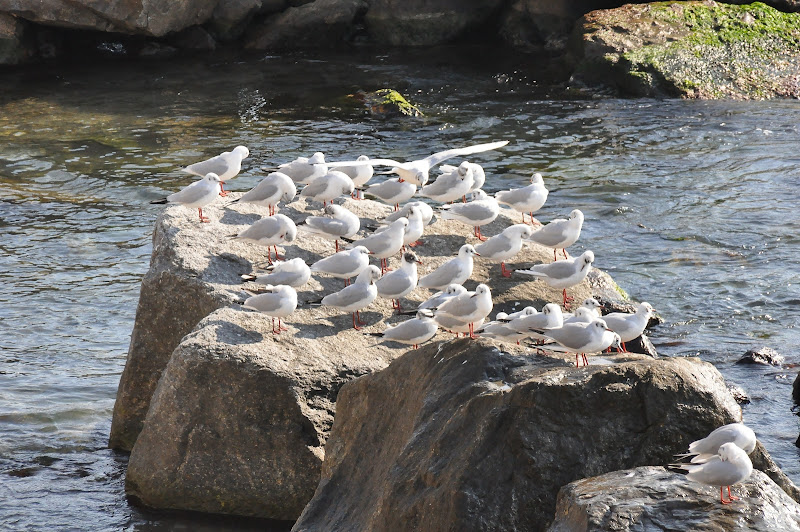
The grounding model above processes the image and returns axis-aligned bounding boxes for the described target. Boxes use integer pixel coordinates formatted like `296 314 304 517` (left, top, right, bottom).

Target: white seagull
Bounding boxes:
300 170 355 207
360 178 417 211
376 251 422 310
272 152 327 184
320 264 382 330
440 161 486 193
370 309 438 350
526 209 584 261
182 145 249 196
676 423 757 464
234 213 298 265
670 442 753 505
417 244 480 290
347 217 408 274
383 201 435 227
534 318 620 367
475 224 533 277
300 204 360 253
495 172 549 225
235 171 297 215
241 258 311 288
439 189 499 241
336 155 374 197
151 172 224 223
242 284 298 335
416 284 468 311
419 161 474 203
515 250 595 308
601 302 654 352
434 283 493 338
310 246 371 286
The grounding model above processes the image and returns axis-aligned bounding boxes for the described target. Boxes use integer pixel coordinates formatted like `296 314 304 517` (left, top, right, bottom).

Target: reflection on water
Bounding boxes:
1 48 799 529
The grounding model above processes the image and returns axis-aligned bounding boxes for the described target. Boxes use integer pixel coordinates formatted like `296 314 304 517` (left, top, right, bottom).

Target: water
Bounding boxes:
1 48 799 529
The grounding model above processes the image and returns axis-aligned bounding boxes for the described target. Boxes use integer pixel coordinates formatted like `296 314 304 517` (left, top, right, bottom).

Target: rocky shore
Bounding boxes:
3 1 800 99
112 193 800 529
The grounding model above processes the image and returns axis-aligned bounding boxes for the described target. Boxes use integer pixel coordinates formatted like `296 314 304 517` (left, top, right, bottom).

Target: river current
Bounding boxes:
1 47 799 530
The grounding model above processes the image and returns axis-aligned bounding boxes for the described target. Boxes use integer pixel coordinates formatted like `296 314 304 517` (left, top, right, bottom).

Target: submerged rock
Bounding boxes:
571 1 800 99
350 89 423 118
292 341 794 531
549 466 800 532
737 346 784 366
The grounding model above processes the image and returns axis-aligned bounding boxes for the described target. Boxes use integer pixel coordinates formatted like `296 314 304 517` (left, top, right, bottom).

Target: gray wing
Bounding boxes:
377 271 412 297
444 201 496 221
327 158 401 168
238 218 279 240
420 173 457 196
311 254 359 276
418 259 464 288
423 140 509 167
300 178 330 197
685 458 742 487
475 234 512 258
383 319 437 342
305 217 350 237
353 230 397 254
243 293 283 313
183 153 231 177
367 179 406 198
691 426 748 456
256 271 299 286
437 294 477 318
168 179 212 204
241 181 280 202
545 323 595 351
527 221 568 247
519 260 577 280
322 283 371 308
495 187 532 205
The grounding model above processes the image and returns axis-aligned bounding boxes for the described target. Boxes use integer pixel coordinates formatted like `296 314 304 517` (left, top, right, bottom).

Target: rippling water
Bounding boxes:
1 48 799 529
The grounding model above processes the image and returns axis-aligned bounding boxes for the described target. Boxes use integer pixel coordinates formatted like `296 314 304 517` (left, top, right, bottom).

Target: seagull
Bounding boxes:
563 306 598 325
241 258 311 288
602 302 654 352
271 152 327 184
669 442 753 505
375 205 425 249
439 189 499 241
369 309 438 349
534 318 619 367
475 320 531 345
525 209 584 261
434 283 493 339
234 171 297 215
242 284 298 334
360 178 417 211
319 265 382 330
419 161 474 203
417 244 480 290
434 314 485 339
376 251 422 310
515 250 594 308
675 423 757 464
336 155 374 197
347 217 408 274
439 161 486 193
416 284 468 311
495 172 549 225
299 204 360 252
182 146 249 196
563 298 603 321
503 306 537 320
504 303 563 342
310 246 371 286
475 224 533 277
233 213 298 265
300 170 355 207
325 140 509 186
150 172 224 223
383 201 435 226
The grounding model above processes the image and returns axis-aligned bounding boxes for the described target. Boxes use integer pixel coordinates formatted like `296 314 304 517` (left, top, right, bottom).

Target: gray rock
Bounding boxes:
0 13 31 65
292 341 794 531
0 0 218 37
110 192 626 452
549 466 800 532
364 0 505 46
210 0 263 41
736 346 784 366
728 384 750 404
244 0 366 50
169 26 217 51
499 0 587 52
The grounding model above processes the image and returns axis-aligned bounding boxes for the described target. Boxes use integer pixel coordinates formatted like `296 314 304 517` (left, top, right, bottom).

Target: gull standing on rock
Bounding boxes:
534 318 619 367
360 178 417 211
300 170 355 207
417 244 480 290
376 251 422 310
326 140 509 187
439 189 499 241
242 284 298 334
434 283 493 339
495 172 549 225
675 423 757 464
369 309 438 350
234 171 297 215
347 217 408 274
319 265 382 330
415 284 468 311
233 213 298 265
150 172 224 223
336 155 374 198
383 201 434 226
182 145 249 196
270 152 327 184
300 204 360 252
601 302 654 352
670 442 753 505
241 257 311 288
516 250 594 308
505 303 563 342
439 161 486 194
526 209 584 261
374 205 425 249
420 161 474 203
310 246 371 286
434 315 486 338
475 224 533 277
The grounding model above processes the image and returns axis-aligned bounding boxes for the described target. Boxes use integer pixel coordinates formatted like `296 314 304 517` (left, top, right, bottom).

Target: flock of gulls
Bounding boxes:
153 142 758 504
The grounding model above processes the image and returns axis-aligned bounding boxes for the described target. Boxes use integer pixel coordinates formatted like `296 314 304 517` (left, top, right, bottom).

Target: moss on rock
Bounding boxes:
572 1 800 99
350 88 423 118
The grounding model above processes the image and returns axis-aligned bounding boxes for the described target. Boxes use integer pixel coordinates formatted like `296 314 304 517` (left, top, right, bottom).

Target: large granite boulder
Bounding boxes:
110 191 627 452
570 1 800 99
0 13 30 65
363 0 505 46
499 0 603 51
244 0 366 50
293 340 796 531
549 466 800 531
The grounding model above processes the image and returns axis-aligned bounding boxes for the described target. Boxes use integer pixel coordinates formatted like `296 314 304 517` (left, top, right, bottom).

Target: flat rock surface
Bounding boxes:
549 466 800 532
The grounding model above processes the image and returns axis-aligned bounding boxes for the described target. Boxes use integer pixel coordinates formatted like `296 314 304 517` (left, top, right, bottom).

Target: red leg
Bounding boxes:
198 207 211 223
272 318 279 335
352 313 361 331
344 277 351 287
279 318 288 332
356 310 367 326
575 353 581 367
408 240 423 247
462 195 467 203
469 322 477 339
621 342 628 353
553 249 558 261
562 248 568 260
394 203 399 212
727 486 739 501
582 353 588 366
219 183 228 197
413 344 418 349
323 200 327 208
562 289 574 309
266 247 274 265
274 246 284 261
501 262 512 278
721 486 732 505
335 239 340 253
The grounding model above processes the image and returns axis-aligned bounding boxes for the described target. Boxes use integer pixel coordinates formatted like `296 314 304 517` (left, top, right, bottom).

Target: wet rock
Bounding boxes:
549 467 800 532
737 346 784 366
0 0 218 37
169 26 217 51
364 0 504 46
498 0 589 52
571 2 800 99
728 384 750 404
623 332 657 358
292 341 783 531
110 193 626 452
209 0 263 41
244 0 366 50
0 13 32 65
350 89 423 118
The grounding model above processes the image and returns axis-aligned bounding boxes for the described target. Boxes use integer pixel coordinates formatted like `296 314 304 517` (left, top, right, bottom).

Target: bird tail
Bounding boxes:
306 298 324 306
514 269 544 277
665 463 691 476
368 332 385 338
150 198 168 204
241 274 258 282
339 236 356 244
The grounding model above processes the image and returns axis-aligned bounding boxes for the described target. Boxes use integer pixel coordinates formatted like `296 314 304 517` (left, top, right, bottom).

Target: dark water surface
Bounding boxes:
1 48 799 530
